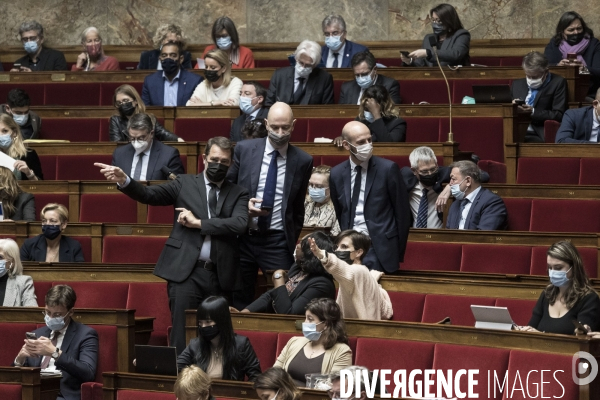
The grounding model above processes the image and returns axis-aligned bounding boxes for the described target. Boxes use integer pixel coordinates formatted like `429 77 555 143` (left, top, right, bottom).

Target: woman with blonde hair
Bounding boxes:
72 27 119 71
0 238 37 307
0 166 34 221
187 49 243 107
0 114 42 180
138 24 193 70
174 365 212 400
108 84 182 142
254 367 301 400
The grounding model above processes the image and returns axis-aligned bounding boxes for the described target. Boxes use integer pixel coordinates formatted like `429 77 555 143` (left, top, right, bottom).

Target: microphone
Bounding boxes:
161 166 178 181
429 35 454 142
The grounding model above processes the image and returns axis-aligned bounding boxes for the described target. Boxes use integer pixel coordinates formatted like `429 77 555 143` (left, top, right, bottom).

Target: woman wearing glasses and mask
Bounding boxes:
0 238 37 307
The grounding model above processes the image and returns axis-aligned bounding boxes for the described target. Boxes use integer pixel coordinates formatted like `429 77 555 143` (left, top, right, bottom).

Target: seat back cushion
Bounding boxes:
388 291 426 322
33 281 53 300
69 236 92 262
79 194 138 223
127 283 170 346
403 118 440 142
102 236 167 264
502 198 532 231
276 333 302 358
236 330 278 372
402 242 462 271
45 83 101 106
32 194 69 221
40 119 102 142
530 199 600 233
517 157 580 185
174 119 231 141
544 120 562 144
91 324 118 382
494 298 537 326
460 244 532 275
0 323 38 366
530 245 597 278
441 117 504 162
56 155 113 180
147 205 175 224
307 118 353 141
117 390 175 400
54 281 129 308
422 294 496 326
0 384 21 400
579 158 600 185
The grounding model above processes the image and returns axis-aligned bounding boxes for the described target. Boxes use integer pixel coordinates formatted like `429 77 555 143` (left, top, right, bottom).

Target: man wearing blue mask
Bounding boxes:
339 51 401 105
230 81 269 142
320 15 368 69
1 89 41 140
445 160 507 230
11 21 67 72
14 285 98 400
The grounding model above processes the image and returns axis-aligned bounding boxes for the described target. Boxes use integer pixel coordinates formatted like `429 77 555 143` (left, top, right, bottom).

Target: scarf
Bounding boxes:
559 36 590 66
525 73 552 107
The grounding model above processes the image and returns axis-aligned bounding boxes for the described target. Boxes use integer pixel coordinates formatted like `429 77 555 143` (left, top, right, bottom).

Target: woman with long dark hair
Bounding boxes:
196 16 255 69
177 296 261 381
254 367 301 400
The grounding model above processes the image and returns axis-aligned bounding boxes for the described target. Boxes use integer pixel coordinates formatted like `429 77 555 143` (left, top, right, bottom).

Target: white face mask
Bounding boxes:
132 139 149 154
526 74 546 89
295 62 313 78
12 113 29 126
450 178 467 200
349 142 373 162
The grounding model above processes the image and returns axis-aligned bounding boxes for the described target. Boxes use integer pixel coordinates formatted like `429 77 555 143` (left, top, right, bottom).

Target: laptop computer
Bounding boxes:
472 85 513 103
135 345 178 376
470 305 516 331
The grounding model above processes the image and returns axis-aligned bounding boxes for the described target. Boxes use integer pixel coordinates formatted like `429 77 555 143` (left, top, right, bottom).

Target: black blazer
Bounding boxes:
108 115 180 142
227 138 313 253
339 74 402 104
511 74 568 142
329 156 411 273
265 66 334 106
246 263 336 314
12 192 35 221
13 149 43 180
413 29 471 67
112 139 185 180
446 187 507 230
177 334 261 381
141 69 203 106
120 174 248 290
17 321 98 400
14 47 68 71
20 235 85 262
401 166 490 193
555 106 597 143
358 116 406 142
137 49 193 70
229 107 270 142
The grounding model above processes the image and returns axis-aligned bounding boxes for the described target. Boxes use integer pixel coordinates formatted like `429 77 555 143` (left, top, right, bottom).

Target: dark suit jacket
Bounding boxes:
556 106 598 143
112 139 185 180
413 29 471 67
330 156 411 273
19 321 98 400
320 40 368 68
108 115 179 142
12 192 35 221
265 66 334 106
339 74 402 104
229 107 270 142
227 138 313 253
120 174 249 290
141 69 203 106
137 49 193 70
246 263 336 314
511 74 568 142
358 116 406 142
545 37 600 97
1 105 41 139
446 187 507 230
20 235 85 262
16 149 43 180
14 47 67 71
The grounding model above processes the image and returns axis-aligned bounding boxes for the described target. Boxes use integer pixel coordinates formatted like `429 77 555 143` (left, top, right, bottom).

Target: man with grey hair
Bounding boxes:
11 21 67 72
111 112 184 180
328 366 370 400
556 87 600 143
446 160 507 230
265 40 334 106
511 51 567 143
321 14 368 68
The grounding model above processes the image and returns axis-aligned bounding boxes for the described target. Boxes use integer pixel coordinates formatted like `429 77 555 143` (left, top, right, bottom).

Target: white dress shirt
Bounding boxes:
326 42 347 68
293 70 308 92
349 157 369 235
198 173 221 262
252 139 287 231
409 181 443 229
130 142 153 181
590 109 600 142
41 321 70 372
459 186 482 230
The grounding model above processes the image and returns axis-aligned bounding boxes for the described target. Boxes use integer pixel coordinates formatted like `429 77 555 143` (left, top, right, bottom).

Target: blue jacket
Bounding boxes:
320 40 368 68
555 106 597 143
141 69 203 106
112 139 185 180
446 187 507 230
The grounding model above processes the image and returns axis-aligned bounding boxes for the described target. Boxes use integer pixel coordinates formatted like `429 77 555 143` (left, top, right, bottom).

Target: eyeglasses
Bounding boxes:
418 167 439 176
42 310 69 318
129 135 149 143
21 35 39 43
115 99 133 107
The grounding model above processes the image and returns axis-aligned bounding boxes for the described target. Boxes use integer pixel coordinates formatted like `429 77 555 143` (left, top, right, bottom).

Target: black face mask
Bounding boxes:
161 58 179 75
205 162 229 183
418 171 439 187
565 32 585 46
432 22 446 36
335 250 353 264
118 102 136 117
42 225 61 240
204 69 221 82
199 325 220 341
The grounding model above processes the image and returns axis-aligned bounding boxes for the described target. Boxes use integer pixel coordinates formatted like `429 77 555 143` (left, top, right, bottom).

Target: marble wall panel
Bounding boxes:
532 0 600 39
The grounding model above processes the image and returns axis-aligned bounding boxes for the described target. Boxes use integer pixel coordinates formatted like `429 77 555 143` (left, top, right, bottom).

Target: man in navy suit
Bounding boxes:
112 113 184 180
141 41 203 106
446 160 507 230
329 121 411 274
227 102 313 309
556 89 600 143
321 15 368 68
14 285 98 400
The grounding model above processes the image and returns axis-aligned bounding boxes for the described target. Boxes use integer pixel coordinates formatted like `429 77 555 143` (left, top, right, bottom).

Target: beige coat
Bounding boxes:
2 275 38 307
274 336 352 374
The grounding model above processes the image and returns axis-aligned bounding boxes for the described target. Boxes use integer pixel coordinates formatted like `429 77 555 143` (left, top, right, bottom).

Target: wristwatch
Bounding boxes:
273 272 282 279
51 348 60 360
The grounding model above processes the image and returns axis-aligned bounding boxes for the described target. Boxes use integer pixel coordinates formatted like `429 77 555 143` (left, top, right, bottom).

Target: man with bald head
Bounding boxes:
329 121 410 274
227 102 313 309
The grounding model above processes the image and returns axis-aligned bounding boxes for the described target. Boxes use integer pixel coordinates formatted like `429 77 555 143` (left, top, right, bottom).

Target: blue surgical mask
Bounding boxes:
216 36 232 50
549 267 572 287
356 73 373 89
450 178 467 201
12 113 29 126
325 35 343 51
363 111 375 123
239 96 256 115
309 187 327 203
44 313 67 331
0 260 7 278
302 321 325 341
24 41 39 54
0 135 13 149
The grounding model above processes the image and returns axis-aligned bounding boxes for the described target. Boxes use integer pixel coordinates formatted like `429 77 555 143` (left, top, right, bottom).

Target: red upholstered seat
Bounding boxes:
56 155 113 180
79 194 138 223
400 80 449 104
494 298 536 326
441 117 504 162
53 281 129 308
33 194 69 220
174 118 231 141
421 294 496 326
40 118 102 142
402 242 462 271
579 158 600 185
90 324 118 382
102 236 167 263
503 350 578 400
517 157 580 184
500 57 524 66
0 323 38 366
530 199 600 233
38 155 57 180
469 57 503 66
544 119 561 143
478 160 507 183
0 83 45 106
387 292 426 322
403 117 441 142
100 82 144 106
432 344 510 399
307 118 353 141
81 382 103 400
254 60 289 68
290 118 309 142
147 205 175 224
0 384 21 400
333 80 343 104
33 281 52 300
461 244 532 275
312 155 322 166
379 155 410 168
128 283 170 346
117 390 176 400
502 198 532 231
376 58 403 67
320 155 348 167
276 333 302 358
530 245 597 278
69 236 92 262
45 83 101 106
452 79 510 103
236 330 278 372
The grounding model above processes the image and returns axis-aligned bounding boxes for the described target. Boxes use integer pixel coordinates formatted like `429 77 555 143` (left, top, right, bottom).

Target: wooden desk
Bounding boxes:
0 367 61 400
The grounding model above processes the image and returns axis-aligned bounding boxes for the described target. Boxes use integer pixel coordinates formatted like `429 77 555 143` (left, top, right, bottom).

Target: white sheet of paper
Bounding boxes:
196 58 205 69
0 151 16 170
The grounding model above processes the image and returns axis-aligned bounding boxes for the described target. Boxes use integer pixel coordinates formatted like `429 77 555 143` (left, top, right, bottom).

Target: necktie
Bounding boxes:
293 77 305 104
258 150 280 231
349 165 362 228
40 331 60 369
416 188 429 228
332 52 339 68
459 198 470 228
208 183 218 218
245 114 253 122
133 153 144 180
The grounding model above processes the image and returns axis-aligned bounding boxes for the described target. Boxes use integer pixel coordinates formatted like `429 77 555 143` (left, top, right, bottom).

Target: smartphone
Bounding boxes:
260 205 273 212
567 53 577 61
572 319 589 333
13 63 21 70
514 99 525 106
25 332 37 340
400 51 410 57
